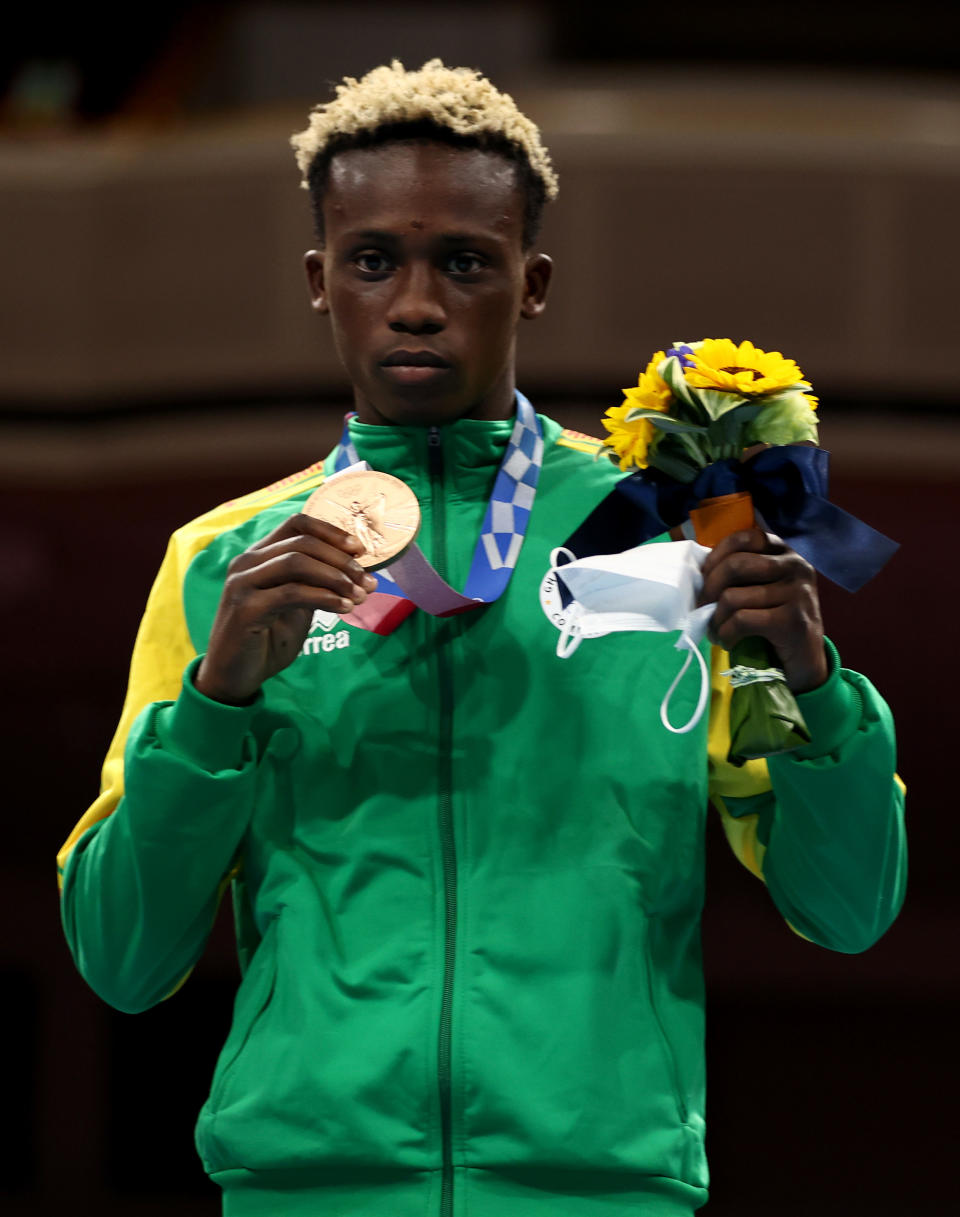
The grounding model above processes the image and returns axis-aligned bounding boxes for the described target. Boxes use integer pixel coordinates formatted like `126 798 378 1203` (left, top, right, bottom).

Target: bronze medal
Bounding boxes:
303 470 421 570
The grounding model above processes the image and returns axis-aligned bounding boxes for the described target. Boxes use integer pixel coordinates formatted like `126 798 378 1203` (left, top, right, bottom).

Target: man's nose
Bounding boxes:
386 263 446 334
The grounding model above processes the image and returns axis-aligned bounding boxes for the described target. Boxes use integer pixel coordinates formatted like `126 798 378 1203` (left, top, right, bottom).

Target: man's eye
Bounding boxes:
355 252 391 273
446 253 484 274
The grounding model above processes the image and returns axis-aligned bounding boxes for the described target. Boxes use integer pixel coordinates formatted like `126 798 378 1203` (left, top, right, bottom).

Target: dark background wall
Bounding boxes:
2 4 957 1214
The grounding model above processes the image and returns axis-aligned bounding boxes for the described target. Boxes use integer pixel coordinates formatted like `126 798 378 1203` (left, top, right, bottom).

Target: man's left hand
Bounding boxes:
699 528 828 694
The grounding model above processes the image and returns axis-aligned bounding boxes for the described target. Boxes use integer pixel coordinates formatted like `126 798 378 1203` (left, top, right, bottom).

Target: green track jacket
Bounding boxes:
59 411 907 1217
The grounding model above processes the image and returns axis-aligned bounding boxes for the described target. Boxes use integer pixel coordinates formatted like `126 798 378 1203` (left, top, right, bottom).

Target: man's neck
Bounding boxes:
351 374 517 427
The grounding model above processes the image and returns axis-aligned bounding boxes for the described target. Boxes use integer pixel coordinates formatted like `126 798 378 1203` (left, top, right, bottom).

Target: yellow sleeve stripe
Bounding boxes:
55 529 196 884
56 465 327 886
220 460 327 509
556 428 608 456
712 794 768 882
708 645 772 884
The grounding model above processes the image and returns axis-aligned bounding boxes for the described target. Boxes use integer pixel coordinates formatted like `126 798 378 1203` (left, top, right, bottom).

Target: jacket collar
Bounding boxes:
343 413 518 503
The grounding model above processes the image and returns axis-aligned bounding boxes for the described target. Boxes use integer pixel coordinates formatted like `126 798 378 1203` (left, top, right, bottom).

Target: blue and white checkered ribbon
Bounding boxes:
334 392 544 612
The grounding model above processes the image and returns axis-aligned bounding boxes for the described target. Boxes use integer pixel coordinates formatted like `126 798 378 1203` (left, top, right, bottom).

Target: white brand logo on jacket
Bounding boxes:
301 609 351 656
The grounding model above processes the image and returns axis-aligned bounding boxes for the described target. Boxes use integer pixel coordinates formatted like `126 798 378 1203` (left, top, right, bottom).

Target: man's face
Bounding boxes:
305 141 551 426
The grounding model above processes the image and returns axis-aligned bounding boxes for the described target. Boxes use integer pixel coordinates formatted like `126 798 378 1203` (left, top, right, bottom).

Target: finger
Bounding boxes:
700 549 794 606
710 580 792 636
240 582 364 619
228 550 374 602
229 533 377 590
700 528 788 580
710 594 820 653
246 512 365 557
710 605 793 652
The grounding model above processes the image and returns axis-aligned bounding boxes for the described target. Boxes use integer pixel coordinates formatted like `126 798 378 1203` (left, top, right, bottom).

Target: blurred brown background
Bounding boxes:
2 3 957 1214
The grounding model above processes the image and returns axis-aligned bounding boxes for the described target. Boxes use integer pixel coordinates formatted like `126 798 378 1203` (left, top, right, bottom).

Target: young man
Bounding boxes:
58 61 906 1216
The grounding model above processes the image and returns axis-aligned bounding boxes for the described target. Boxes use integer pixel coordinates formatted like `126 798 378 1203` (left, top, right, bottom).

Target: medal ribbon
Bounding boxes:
333 393 544 634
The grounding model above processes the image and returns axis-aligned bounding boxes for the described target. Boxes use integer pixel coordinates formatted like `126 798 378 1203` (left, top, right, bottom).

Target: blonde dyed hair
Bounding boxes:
290 58 558 202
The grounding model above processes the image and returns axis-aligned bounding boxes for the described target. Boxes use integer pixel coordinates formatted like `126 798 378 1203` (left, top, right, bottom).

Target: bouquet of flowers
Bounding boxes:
602 338 819 480
601 338 822 764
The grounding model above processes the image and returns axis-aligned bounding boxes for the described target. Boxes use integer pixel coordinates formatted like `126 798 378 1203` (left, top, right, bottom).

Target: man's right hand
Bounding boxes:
194 514 377 705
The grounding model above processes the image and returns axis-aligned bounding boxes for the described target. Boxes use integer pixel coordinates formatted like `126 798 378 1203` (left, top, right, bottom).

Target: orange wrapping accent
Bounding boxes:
689 491 755 547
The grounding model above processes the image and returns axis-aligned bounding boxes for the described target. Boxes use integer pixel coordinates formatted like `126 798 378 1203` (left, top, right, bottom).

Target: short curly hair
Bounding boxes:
290 59 558 250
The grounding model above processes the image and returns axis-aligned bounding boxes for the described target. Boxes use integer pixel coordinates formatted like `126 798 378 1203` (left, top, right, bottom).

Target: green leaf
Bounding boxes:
705 403 763 452
728 683 811 763
743 390 819 447
624 409 708 437
671 429 709 468
691 388 750 422
648 445 700 483
725 636 811 765
661 356 703 414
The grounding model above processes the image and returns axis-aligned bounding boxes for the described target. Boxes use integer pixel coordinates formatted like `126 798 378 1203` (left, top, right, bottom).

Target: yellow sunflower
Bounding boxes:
685 338 806 395
602 352 673 470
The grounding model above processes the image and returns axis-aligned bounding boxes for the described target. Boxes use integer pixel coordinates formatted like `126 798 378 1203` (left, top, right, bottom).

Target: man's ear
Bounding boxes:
520 253 552 321
304 250 329 314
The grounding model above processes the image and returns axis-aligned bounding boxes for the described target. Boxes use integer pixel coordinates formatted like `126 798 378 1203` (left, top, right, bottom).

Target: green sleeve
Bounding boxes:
60 659 263 1013
730 639 907 953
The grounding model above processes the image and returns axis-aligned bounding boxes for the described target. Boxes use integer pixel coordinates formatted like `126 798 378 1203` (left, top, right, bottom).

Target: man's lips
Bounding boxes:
379 349 452 386
380 349 451 368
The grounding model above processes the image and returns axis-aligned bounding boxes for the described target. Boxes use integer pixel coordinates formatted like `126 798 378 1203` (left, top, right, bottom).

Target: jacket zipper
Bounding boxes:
429 425 457 1217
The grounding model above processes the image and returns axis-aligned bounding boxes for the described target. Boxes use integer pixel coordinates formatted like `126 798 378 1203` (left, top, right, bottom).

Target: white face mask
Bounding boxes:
546 541 716 735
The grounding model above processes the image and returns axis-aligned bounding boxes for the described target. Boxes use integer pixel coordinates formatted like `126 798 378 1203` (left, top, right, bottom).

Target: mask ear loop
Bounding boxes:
660 633 710 734
550 548 585 658
556 602 584 658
